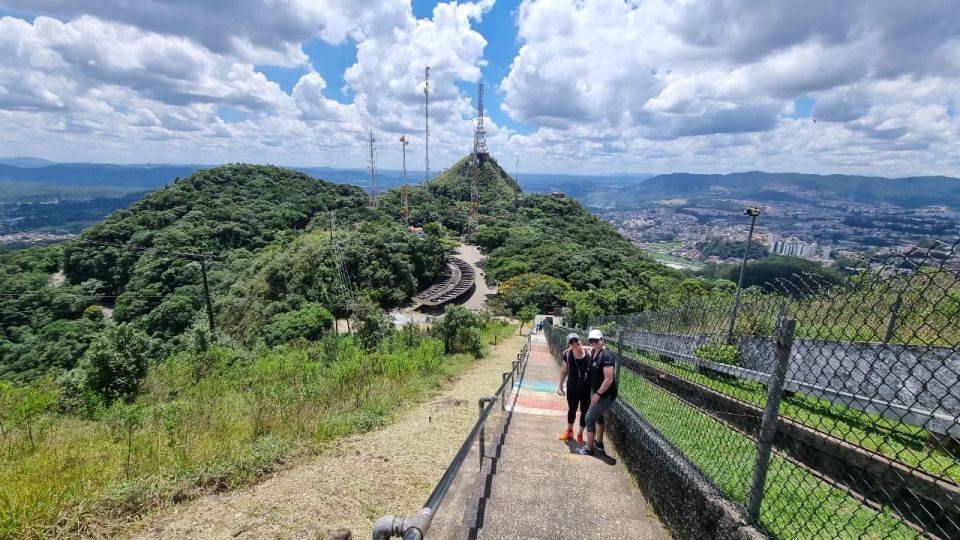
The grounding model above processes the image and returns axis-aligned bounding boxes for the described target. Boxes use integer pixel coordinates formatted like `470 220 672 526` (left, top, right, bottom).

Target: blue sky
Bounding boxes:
0 0 959 176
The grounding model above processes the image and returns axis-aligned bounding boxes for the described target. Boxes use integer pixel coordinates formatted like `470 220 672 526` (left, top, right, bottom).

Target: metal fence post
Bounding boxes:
616 331 623 382
746 317 796 523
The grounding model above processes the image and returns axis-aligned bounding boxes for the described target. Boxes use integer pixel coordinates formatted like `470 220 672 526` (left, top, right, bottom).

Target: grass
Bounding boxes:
0 321 516 539
626 349 960 484
619 371 921 539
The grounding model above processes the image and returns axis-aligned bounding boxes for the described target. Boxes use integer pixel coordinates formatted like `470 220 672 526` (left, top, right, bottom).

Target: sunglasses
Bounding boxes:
568 339 580 344
587 338 600 343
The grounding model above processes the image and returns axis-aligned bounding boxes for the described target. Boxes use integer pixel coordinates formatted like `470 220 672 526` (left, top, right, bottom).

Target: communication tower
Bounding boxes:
367 129 377 209
400 134 410 225
469 82 488 217
424 66 430 181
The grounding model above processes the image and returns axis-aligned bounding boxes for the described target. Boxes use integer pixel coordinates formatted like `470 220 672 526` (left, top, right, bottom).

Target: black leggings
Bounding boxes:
566 389 589 426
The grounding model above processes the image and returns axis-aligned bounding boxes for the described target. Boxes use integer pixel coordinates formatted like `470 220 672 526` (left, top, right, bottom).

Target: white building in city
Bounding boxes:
769 235 818 258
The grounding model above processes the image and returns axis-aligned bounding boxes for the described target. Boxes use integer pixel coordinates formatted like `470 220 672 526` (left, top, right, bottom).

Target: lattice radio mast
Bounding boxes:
424 66 430 181
367 129 377 209
400 134 410 225
469 81 488 217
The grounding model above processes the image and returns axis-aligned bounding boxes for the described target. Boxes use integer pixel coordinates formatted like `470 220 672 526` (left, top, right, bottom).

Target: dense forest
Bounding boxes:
696 237 770 261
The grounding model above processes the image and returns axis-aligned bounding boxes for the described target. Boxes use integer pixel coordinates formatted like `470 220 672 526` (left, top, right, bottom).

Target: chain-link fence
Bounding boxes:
553 239 959 539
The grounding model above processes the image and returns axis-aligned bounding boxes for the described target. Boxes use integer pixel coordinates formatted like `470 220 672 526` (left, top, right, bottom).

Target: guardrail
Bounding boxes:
371 343 529 540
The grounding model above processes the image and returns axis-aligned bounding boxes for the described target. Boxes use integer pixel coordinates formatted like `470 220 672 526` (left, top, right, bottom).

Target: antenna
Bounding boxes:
400 134 410 225
472 81 488 156
469 81 486 217
424 66 430 181
367 129 377 208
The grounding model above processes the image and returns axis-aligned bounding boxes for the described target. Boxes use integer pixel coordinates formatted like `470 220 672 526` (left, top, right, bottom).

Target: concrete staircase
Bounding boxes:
428 334 665 539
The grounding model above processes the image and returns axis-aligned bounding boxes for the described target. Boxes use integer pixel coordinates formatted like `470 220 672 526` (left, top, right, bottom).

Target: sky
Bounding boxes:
0 0 959 177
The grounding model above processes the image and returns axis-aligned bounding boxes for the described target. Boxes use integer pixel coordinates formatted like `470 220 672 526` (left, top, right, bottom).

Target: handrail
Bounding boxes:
372 342 530 540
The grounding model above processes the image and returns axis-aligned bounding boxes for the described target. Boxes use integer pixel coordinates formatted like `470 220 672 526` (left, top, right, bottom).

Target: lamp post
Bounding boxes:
727 207 761 344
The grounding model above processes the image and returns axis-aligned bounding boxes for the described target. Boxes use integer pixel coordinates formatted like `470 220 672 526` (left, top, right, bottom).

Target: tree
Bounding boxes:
78 324 152 404
432 305 485 357
499 273 572 313
261 303 334 346
517 305 538 335
349 298 393 350
105 401 146 480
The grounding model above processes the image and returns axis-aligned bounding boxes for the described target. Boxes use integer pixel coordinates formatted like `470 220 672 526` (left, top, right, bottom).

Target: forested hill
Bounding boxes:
1 158 721 382
1 164 448 380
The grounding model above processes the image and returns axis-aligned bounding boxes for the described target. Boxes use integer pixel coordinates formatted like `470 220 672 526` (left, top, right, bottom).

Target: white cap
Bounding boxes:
588 329 604 341
566 332 580 343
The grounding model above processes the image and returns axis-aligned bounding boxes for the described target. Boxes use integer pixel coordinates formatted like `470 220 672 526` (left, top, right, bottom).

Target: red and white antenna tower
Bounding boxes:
469 82 487 217
367 129 377 209
400 134 410 225
424 66 430 181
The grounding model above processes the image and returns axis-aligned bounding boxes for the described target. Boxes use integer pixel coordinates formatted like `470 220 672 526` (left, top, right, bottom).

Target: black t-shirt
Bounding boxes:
564 348 590 392
589 347 618 399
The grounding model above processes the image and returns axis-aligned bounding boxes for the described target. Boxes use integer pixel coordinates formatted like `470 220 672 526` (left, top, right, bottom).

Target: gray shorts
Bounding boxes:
584 395 614 433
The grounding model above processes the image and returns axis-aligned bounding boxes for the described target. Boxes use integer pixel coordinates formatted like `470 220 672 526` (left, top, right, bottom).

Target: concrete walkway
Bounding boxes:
429 334 665 539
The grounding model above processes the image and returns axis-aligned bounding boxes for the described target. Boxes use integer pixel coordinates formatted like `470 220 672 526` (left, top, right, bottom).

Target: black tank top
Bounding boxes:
565 349 589 391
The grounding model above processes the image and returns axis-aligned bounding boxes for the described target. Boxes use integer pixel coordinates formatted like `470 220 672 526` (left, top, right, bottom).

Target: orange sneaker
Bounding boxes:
559 429 574 441
576 432 584 444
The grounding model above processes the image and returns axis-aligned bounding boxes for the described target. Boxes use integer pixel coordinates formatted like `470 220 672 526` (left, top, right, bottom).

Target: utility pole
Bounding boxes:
199 255 215 334
400 134 410 225
367 129 377 209
424 66 430 181
727 207 761 343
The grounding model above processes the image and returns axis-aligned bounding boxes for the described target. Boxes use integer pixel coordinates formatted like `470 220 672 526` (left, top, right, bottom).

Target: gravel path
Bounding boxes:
130 332 528 540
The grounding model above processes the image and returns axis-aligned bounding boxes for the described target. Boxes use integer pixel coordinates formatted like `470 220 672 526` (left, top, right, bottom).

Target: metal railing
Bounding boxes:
372 343 529 540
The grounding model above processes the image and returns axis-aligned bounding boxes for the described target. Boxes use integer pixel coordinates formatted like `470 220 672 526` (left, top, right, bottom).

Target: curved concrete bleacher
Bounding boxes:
414 257 476 306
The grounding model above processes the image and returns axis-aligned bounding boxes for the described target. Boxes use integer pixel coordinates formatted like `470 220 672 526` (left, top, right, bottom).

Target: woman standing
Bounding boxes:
577 329 618 456
557 332 590 443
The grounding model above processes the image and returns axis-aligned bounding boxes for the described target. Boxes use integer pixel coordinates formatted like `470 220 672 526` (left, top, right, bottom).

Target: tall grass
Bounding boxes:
619 371 920 539
0 321 515 538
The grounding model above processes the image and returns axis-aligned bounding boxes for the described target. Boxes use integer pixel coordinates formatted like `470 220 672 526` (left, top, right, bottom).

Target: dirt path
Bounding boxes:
131 332 529 540
454 244 495 310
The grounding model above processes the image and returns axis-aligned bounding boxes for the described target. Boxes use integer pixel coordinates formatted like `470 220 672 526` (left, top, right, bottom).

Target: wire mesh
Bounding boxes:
584 239 960 539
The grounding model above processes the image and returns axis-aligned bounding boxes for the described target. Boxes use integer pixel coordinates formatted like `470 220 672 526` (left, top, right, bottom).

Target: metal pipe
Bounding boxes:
727 208 760 344
747 317 796 522
372 508 433 540
478 397 495 465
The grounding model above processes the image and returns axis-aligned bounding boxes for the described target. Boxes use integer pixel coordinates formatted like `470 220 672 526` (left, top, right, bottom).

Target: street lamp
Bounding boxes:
726 207 761 343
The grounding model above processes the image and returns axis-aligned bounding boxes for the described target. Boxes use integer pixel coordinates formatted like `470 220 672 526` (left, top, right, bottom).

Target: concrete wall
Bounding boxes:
738 337 960 418
622 329 960 422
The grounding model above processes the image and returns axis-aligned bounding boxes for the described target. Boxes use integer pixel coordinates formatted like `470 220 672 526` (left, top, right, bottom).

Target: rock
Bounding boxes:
321 529 352 540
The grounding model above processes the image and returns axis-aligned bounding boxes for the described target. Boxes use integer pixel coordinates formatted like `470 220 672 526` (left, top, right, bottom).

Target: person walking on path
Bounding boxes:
577 329 618 456
556 332 590 443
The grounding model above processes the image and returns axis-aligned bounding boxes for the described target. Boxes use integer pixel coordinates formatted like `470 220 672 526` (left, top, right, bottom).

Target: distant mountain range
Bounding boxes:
0 158 957 209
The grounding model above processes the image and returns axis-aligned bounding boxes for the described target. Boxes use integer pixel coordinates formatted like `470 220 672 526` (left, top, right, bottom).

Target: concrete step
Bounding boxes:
475 499 663 540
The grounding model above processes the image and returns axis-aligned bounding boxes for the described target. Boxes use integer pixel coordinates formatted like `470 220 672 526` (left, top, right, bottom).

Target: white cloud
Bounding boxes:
1 0 959 176
497 0 960 175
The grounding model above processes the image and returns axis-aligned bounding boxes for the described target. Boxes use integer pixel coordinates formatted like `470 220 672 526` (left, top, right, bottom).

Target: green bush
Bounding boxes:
693 342 739 365
261 303 334 346
432 305 485 358
76 325 152 404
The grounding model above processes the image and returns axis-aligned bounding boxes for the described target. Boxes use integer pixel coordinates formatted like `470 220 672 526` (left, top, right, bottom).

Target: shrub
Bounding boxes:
77 325 152 404
261 303 334 346
693 342 739 366
432 305 485 358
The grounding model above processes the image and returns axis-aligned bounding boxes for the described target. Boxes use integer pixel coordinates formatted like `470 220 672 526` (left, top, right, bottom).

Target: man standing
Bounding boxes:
577 329 618 456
